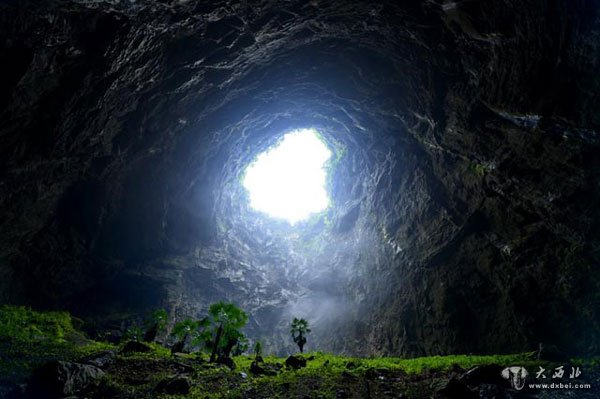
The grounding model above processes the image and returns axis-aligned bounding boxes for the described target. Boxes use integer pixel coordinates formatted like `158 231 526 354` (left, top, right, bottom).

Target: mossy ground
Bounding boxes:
91 350 545 399
1 305 598 398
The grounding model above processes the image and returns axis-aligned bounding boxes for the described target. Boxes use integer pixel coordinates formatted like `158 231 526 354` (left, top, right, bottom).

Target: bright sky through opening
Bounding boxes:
243 128 332 224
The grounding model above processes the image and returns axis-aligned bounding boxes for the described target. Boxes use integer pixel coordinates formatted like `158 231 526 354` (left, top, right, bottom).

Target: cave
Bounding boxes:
1 1 599 398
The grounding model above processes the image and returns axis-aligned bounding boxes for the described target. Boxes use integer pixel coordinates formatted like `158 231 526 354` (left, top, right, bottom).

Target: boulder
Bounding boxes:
121 340 152 353
459 365 507 386
28 361 105 398
154 375 191 395
250 361 278 376
80 350 116 368
216 356 236 369
285 355 307 369
436 378 478 399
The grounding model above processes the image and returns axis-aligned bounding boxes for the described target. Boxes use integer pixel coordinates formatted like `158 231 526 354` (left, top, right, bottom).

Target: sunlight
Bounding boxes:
242 128 332 224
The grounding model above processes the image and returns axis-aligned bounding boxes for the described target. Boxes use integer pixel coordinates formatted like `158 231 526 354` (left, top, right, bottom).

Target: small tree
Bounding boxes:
123 325 143 342
171 319 200 353
190 317 211 350
231 334 249 356
253 341 263 362
206 302 248 362
143 309 168 342
290 318 311 353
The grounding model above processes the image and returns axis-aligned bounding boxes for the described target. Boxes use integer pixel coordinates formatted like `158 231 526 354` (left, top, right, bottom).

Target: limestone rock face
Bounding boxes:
1 1 599 356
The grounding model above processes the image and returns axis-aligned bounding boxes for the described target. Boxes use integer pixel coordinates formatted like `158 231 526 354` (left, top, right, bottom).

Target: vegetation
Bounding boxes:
143 308 168 342
206 302 249 362
253 341 263 361
290 317 311 353
123 325 144 342
0 305 113 383
171 318 203 353
0 304 77 342
88 351 551 398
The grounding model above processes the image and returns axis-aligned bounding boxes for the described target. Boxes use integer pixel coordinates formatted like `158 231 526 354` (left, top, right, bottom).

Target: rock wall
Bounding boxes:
0 0 599 356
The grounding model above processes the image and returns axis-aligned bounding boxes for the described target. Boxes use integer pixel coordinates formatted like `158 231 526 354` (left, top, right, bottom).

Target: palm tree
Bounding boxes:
143 309 168 342
290 318 311 353
207 302 248 362
171 319 200 353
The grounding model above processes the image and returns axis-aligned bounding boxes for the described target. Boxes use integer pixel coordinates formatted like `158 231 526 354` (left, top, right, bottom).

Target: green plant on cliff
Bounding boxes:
290 317 311 353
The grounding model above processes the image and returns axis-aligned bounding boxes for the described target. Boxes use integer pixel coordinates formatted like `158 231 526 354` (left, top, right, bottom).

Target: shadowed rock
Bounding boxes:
121 341 152 354
436 378 478 399
285 355 307 369
154 376 191 395
27 361 105 398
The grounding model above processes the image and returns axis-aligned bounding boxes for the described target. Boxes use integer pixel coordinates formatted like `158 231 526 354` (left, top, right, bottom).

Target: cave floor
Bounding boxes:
2 342 599 399
1 305 598 398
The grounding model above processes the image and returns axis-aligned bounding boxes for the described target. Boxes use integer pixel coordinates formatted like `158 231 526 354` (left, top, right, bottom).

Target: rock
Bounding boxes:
121 340 152 353
537 344 570 362
216 356 236 369
27 361 105 398
285 355 307 369
336 389 349 398
364 368 391 380
172 361 195 374
143 324 158 343
476 383 505 399
436 378 478 399
154 375 191 395
171 340 186 354
80 350 116 368
341 371 358 380
0 382 25 399
250 361 278 376
124 376 151 386
459 365 507 386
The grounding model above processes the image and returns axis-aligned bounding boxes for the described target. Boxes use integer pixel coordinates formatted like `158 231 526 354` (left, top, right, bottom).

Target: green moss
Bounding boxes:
0 305 115 383
0 304 77 342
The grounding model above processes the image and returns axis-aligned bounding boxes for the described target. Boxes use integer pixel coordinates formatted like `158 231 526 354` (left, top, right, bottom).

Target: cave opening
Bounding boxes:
242 128 332 225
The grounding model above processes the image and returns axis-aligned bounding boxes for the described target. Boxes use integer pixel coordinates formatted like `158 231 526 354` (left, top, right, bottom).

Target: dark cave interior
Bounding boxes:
0 1 600 397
